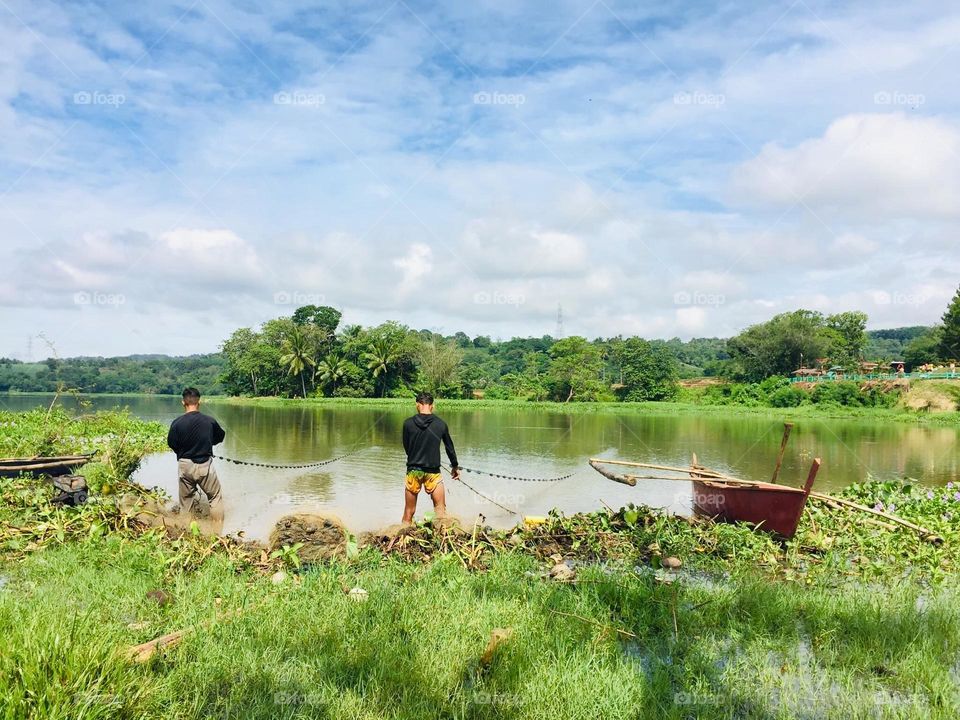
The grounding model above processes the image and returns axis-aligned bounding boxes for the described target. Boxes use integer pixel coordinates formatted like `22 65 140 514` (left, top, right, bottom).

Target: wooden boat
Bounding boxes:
689 458 820 538
0 454 95 479
589 423 821 539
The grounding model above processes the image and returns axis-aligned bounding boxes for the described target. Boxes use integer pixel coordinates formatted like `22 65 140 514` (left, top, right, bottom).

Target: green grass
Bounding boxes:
8 386 960 425
1 535 958 719
2 472 959 719
2 407 960 718
206 394 960 425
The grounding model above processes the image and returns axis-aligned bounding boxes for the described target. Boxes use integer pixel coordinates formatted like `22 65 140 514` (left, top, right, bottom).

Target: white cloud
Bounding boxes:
461 220 589 279
393 242 434 291
730 113 960 219
1 1 959 356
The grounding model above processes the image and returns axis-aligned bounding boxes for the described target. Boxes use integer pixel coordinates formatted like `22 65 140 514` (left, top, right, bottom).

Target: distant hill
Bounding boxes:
865 326 933 361
0 353 226 394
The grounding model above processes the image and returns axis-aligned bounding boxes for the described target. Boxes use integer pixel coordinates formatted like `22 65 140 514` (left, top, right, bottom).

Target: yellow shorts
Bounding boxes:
405 470 442 495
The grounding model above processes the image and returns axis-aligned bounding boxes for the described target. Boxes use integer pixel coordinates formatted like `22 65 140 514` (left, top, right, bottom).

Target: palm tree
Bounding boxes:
364 339 399 397
316 353 348 395
279 328 316 398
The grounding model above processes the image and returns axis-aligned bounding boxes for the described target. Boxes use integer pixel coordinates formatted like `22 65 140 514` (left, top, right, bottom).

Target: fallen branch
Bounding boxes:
125 595 272 664
127 630 190 663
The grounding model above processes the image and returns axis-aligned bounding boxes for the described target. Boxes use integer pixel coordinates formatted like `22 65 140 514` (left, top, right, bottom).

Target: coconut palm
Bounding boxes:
364 339 400 397
316 353 348 395
279 328 316 397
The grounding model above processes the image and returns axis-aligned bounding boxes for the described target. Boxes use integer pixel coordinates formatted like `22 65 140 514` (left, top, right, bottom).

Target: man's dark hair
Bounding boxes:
182 387 201 404
415 391 434 405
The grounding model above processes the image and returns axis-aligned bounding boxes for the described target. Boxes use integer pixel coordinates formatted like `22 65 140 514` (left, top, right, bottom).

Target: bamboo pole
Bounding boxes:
771 423 793 483
808 492 942 543
0 453 94 463
0 458 92 471
589 458 742 481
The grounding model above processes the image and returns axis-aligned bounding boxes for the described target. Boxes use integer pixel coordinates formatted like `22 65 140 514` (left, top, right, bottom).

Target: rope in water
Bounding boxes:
213 449 358 470
441 464 520 516
458 465 574 483
213 451 571 482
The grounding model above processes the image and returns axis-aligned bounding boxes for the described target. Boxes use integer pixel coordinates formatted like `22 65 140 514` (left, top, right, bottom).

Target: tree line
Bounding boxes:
2 285 957 398
0 354 225 394
218 306 682 402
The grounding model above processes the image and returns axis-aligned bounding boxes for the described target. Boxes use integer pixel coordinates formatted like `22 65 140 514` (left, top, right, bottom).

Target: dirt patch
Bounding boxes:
678 378 723 389
118 493 224 538
860 379 910 392
270 513 349 562
901 381 960 413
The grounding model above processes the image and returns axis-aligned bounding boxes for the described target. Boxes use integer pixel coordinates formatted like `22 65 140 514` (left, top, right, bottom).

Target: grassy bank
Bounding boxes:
3 534 959 719
2 409 960 718
0 407 167 495
207 394 960 426
7 385 960 425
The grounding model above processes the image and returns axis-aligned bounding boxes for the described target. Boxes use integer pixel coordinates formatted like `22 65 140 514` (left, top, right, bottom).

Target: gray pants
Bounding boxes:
177 459 223 521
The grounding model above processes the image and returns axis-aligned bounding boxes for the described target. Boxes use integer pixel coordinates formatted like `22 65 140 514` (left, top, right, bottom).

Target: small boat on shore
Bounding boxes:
0 454 95 479
589 423 821 539
688 458 820 539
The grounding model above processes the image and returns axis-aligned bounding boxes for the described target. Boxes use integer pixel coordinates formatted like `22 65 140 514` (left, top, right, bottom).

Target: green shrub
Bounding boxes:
768 385 809 407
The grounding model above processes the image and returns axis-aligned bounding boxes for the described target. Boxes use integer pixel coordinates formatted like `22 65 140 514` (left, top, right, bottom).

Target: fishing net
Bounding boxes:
269 513 349 562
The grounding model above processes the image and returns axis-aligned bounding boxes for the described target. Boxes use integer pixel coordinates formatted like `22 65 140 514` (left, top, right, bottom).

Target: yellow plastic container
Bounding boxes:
523 515 547 527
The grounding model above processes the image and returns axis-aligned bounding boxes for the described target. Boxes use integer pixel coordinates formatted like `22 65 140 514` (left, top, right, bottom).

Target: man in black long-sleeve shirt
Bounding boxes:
401 391 459 524
167 387 226 520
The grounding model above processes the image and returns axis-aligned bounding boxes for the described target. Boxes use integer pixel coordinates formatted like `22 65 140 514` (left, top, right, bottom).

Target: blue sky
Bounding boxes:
1 0 958 357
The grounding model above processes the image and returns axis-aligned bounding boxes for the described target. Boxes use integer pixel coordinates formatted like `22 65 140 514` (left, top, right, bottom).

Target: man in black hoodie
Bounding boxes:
167 387 226 521
401 391 459 523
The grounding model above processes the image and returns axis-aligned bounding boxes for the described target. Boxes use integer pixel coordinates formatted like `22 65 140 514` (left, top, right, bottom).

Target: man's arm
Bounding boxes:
442 424 459 476
167 421 178 453
402 419 411 455
211 419 226 446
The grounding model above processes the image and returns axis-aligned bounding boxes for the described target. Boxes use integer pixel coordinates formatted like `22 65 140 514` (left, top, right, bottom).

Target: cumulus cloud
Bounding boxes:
0 1 958 356
730 113 960 219
10 228 265 311
461 220 589 279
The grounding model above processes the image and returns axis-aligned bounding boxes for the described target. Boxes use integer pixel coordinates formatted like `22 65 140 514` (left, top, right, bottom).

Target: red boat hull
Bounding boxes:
691 479 810 538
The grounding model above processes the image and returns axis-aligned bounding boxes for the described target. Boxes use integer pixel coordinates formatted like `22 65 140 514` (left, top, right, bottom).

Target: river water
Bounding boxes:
3 394 957 537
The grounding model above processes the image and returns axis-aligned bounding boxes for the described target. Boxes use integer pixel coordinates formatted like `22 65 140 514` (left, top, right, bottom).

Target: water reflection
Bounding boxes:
4 394 957 538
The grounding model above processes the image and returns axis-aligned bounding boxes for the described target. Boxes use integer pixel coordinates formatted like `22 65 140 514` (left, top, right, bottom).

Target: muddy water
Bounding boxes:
4 394 958 539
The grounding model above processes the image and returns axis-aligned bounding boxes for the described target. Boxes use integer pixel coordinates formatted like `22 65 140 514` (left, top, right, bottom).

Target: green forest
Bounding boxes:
2 286 958 401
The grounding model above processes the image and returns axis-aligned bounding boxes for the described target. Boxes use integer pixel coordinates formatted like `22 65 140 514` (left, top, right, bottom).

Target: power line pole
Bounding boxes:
555 304 564 339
